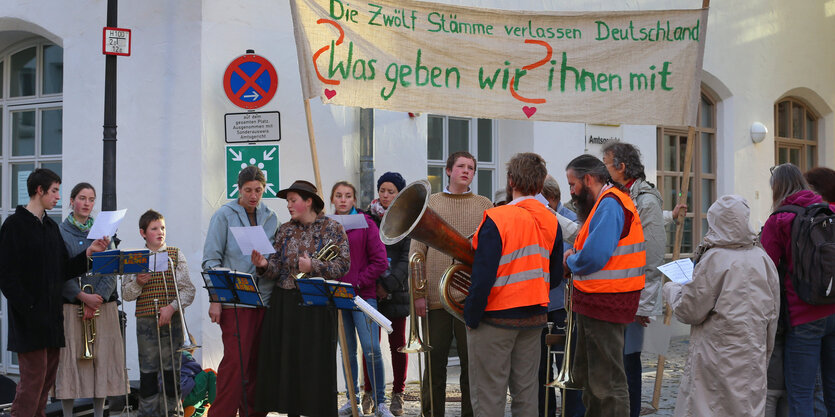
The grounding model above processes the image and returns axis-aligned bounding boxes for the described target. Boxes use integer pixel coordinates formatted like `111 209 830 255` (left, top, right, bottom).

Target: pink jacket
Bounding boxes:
341 212 388 300
760 190 835 326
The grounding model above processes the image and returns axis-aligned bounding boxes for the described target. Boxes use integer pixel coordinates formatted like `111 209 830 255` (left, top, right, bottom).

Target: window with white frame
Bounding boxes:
0 39 63 373
426 115 496 200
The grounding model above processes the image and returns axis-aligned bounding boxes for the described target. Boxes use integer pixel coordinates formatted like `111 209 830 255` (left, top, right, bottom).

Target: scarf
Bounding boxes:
68 212 94 232
368 199 386 218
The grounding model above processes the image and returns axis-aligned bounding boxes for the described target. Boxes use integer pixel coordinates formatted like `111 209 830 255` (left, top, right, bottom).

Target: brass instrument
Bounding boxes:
153 299 171 417
165 256 200 353
399 253 434 415
546 274 582 395
399 253 430 354
295 240 340 279
379 180 474 323
78 283 100 360
543 321 555 417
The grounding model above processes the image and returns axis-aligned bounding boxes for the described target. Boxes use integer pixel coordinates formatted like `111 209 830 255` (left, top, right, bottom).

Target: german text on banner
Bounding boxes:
290 0 707 126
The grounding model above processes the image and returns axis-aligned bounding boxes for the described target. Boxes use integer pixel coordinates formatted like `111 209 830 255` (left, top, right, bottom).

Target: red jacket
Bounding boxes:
761 190 835 326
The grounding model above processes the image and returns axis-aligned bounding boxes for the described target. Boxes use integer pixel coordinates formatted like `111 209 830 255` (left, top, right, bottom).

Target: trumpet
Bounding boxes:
399 253 434 415
78 282 100 360
294 240 340 279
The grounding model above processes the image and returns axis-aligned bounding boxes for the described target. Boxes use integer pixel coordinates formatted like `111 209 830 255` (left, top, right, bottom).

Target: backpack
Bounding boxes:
772 203 835 305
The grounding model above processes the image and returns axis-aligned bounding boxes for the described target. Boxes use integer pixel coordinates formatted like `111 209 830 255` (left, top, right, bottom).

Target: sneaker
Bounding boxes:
338 401 359 416
375 402 394 417
390 392 405 416
361 391 375 415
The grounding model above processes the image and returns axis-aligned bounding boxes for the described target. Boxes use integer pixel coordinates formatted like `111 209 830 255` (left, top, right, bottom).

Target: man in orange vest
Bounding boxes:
563 154 646 416
464 152 562 417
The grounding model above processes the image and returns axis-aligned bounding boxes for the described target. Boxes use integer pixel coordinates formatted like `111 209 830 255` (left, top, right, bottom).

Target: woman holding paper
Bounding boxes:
55 182 128 417
364 172 410 416
330 180 391 417
252 179 350 417
662 195 779 416
203 165 278 417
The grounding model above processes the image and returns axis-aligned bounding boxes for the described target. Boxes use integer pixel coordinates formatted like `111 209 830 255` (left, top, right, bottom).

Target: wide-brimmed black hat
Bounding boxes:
277 180 325 211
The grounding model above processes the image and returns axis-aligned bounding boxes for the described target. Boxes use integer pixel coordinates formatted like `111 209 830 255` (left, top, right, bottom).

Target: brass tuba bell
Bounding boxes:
379 179 474 322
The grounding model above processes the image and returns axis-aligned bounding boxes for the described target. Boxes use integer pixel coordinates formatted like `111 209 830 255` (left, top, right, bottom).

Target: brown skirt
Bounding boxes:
55 302 129 399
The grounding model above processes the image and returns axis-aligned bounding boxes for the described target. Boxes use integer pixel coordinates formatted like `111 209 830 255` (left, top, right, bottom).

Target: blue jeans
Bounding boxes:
784 314 835 416
342 298 386 406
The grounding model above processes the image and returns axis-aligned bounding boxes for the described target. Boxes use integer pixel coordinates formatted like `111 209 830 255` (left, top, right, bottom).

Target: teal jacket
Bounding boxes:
202 200 279 306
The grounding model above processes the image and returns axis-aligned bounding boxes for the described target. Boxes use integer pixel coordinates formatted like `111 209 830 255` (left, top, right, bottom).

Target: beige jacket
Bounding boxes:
664 195 779 417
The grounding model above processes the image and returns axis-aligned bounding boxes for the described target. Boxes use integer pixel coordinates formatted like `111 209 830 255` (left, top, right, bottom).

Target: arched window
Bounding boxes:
0 40 63 222
657 89 717 258
774 97 818 170
0 38 63 373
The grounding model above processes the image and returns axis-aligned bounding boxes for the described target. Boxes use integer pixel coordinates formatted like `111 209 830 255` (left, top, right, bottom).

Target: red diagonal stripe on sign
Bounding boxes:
233 65 269 99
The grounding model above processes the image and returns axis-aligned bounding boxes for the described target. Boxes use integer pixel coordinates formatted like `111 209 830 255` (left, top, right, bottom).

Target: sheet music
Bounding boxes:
327 214 369 231
657 258 694 285
354 296 393 334
87 209 127 239
230 226 276 256
149 252 169 272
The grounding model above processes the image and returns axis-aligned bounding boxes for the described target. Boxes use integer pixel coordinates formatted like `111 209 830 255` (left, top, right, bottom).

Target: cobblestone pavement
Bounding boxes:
325 336 690 417
108 337 689 416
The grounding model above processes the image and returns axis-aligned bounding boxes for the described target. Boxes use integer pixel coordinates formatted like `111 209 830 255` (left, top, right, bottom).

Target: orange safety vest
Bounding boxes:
573 187 646 294
473 198 557 311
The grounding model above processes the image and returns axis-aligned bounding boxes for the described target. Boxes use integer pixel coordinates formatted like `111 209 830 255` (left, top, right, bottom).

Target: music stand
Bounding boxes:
202 269 264 417
89 249 157 417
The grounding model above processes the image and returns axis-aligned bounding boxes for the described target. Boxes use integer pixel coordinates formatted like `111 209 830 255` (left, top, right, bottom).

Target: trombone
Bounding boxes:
399 253 433 415
545 274 582 414
156 253 198 415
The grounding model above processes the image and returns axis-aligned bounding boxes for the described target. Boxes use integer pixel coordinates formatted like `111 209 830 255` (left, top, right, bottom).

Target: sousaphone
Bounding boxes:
379 179 473 322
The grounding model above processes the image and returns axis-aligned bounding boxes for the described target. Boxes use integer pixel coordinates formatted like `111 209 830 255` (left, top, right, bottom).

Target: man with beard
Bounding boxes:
602 141 665 417
563 155 646 416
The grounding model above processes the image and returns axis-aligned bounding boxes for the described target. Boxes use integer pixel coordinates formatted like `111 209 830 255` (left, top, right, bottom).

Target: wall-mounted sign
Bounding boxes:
585 124 623 153
103 27 131 56
223 53 278 109
226 145 279 199
225 112 281 143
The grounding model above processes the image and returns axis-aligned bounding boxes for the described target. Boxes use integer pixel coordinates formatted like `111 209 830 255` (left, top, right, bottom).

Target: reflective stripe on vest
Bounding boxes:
473 198 557 311
573 188 646 294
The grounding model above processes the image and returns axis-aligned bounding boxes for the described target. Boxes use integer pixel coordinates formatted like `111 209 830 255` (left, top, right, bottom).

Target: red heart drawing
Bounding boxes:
522 106 537 118
324 89 337 99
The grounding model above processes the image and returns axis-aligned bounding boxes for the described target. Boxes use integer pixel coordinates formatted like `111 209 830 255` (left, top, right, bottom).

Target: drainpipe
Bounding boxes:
359 108 375 209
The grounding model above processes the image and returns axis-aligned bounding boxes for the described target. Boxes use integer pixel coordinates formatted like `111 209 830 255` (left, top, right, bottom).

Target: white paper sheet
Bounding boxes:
149 252 170 273
642 316 674 356
86 209 127 239
230 226 276 256
354 296 393 334
657 259 694 285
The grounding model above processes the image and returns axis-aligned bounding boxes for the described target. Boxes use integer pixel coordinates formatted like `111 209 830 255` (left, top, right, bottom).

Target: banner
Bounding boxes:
290 0 707 126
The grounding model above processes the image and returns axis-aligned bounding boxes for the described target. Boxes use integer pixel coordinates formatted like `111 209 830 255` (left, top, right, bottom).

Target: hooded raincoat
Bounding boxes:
663 195 780 417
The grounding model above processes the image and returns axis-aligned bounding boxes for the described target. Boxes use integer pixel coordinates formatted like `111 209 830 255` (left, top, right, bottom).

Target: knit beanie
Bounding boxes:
377 172 406 191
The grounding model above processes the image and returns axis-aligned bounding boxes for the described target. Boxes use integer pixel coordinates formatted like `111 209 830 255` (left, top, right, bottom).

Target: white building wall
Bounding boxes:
1 0 833 389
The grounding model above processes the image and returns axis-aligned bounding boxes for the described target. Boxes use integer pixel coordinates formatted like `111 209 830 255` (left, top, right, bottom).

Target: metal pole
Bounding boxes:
102 0 118 213
359 108 374 209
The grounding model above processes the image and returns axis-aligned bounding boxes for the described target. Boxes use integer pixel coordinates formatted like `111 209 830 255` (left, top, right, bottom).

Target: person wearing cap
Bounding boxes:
252 179 350 417
362 172 411 416
203 165 279 417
